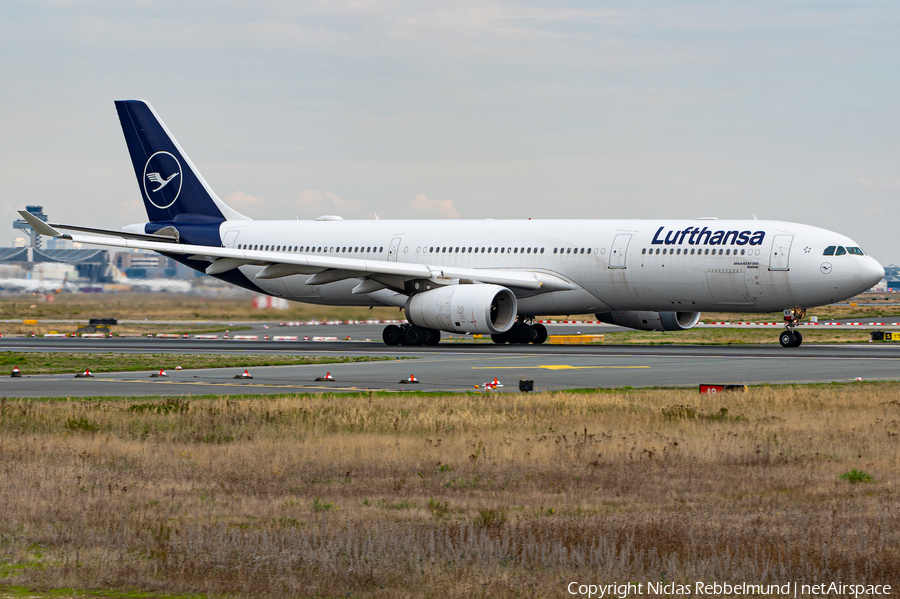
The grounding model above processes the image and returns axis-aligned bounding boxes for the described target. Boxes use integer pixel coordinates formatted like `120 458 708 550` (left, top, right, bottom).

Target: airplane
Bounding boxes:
19 100 885 348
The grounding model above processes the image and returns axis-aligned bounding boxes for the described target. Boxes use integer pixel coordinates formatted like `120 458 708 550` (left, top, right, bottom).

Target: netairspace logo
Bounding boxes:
566 580 892 598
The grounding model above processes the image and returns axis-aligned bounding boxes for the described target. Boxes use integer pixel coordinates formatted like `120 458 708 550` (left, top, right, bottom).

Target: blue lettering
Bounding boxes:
664 229 680 245
737 231 750 245
651 226 665 245
709 230 724 245
722 230 739 245
749 231 765 246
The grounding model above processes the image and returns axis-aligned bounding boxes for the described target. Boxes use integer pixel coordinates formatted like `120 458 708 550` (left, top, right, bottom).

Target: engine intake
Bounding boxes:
406 284 517 334
595 311 701 331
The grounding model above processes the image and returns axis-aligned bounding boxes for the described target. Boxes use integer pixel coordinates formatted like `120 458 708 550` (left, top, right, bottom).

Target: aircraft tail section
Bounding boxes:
115 100 249 223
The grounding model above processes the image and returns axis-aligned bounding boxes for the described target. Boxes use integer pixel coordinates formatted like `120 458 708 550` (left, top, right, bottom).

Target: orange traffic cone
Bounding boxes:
150 368 168 378
75 368 94 378
234 369 253 379
11 366 22 378
492 377 503 388
399 374 419 384
315 372 335 382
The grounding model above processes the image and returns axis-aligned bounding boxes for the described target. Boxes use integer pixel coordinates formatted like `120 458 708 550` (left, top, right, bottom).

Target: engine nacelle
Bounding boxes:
406 284 517 334
595 311 701 332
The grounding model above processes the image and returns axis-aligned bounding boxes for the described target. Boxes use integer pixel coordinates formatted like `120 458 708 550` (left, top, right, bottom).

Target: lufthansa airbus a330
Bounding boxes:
20 100 884 348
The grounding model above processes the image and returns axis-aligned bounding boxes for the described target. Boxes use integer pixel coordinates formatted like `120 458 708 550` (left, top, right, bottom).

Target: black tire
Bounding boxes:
532 323 548 344
779 330 795 348
793 331 803 347
405 325 426 346
383 325 402 346
512 324 533 344
491 331 511 344
424 329 441 345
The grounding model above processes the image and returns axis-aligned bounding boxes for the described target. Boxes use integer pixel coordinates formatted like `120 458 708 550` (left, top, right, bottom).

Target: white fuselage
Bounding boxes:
216 218 883 315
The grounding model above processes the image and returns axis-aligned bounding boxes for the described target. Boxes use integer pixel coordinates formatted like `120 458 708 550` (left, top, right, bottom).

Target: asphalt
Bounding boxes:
4 330 900 397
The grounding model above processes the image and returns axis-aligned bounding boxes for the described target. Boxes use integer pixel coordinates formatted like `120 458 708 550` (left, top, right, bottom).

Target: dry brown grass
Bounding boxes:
1 385 899 597
0 293 402 323
1 291 894 326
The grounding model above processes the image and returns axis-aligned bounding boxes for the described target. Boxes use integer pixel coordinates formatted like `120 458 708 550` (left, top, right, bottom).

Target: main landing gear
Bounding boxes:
491 319 548 345
383 324 441 346
779 307 806 348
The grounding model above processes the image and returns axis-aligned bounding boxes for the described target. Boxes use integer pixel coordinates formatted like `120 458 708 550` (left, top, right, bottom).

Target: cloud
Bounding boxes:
226 190 263 204
119 198 144 218
859 178 900 191
410 193 461 219
295 189 369 218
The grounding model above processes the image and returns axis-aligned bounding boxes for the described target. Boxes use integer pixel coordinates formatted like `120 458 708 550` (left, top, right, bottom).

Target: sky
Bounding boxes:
1 1 899 265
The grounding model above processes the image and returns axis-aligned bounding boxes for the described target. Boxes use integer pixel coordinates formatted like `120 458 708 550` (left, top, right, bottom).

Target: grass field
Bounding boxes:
0 384 897 597
1 291 896 325
0 352 393 375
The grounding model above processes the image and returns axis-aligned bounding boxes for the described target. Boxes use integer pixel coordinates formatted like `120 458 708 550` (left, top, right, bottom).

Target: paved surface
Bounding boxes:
4 332 900 397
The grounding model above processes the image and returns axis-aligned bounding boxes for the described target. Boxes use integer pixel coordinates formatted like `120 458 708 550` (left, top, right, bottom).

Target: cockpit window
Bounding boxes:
835 246 847 256
823 246 835 256
847 247 865 255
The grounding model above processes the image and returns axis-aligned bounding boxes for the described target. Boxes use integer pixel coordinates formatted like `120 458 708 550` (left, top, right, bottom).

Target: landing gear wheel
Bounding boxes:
383 325 402 346
779 330 796 348
511 324 533 344
792 331 803 347
532 323 548 345
491 331 511 344
405 325 426 346
424 329 441 345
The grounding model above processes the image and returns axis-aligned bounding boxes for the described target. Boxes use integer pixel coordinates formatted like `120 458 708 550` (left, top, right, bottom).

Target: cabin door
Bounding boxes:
769 235 793 271
608 234 631 269
388 237 402 262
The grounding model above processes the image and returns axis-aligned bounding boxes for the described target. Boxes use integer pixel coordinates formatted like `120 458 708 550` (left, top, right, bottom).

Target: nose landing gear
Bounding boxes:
779 307 806 348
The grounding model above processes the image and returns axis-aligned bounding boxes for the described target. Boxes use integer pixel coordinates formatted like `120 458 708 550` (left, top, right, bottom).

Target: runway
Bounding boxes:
4 333 900 397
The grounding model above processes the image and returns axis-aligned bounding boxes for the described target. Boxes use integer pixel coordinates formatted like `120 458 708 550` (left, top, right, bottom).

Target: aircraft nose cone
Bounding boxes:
859 258 885 289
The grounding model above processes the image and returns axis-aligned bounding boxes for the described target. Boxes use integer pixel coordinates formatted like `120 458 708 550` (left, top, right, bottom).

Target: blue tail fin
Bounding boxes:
115 100 249 223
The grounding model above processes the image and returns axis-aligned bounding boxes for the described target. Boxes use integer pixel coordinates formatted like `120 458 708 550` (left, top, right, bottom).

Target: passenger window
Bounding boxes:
847 247 865 255
540 248 544 253
725 249 730 255
554 248 558 254
642 248 647 254
836 246 847 256
514 248 518 254
655 248 660 255
690 248 695 255
704 249 709 255
501 248 505 253
823 246 835 256
567 248 571 254
740 249 745 255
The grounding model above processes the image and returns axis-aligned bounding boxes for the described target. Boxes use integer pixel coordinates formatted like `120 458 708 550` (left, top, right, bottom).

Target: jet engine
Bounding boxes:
406 284 517 334
595 311 701 331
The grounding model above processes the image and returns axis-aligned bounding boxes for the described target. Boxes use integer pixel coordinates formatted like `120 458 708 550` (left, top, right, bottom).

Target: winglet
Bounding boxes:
17 210 70 239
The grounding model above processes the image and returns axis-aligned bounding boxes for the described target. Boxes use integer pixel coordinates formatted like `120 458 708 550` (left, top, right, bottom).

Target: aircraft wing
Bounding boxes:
18 211 574 293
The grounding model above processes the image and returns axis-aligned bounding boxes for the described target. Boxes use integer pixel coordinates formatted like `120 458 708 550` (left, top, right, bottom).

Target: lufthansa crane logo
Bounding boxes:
142 151 183 209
